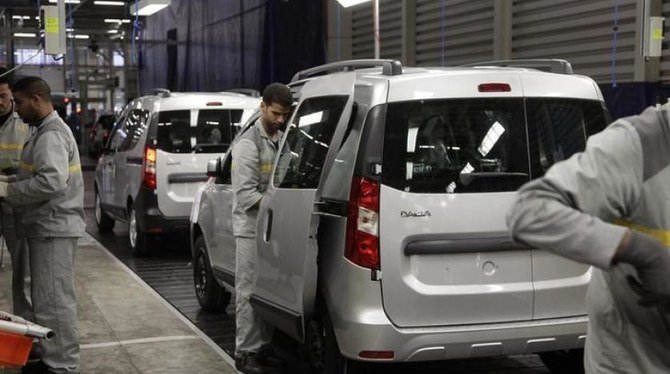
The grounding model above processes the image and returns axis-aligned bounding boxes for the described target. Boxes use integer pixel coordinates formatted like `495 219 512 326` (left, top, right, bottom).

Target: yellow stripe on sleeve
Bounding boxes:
614 219 670 247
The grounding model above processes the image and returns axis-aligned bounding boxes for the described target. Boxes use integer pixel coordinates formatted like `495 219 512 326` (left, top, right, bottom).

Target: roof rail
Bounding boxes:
290 59 403 82
225 88 261 98
141 88 171 98
462 59 574 75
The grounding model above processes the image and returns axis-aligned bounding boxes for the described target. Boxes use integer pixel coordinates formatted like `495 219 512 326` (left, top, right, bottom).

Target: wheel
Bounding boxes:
94 189 115 232
304 302 355 374
193 235 231 312
128 203 151 257
539 349 585 374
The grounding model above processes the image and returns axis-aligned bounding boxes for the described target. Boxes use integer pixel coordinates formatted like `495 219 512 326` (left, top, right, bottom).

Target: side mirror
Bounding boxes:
206 158 220 177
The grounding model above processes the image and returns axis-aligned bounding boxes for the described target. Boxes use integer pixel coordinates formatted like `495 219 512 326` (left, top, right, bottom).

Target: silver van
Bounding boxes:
191 59 609 373
94 90 259 256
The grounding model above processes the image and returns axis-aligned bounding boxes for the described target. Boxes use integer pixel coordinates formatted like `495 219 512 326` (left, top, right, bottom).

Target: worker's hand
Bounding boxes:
0 174 16 183
615 231 670 310
0 181 7 198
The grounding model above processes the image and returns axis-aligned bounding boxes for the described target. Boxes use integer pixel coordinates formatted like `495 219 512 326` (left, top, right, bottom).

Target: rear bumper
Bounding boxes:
324 256 587 363
134 185 190 233
331 306 587 362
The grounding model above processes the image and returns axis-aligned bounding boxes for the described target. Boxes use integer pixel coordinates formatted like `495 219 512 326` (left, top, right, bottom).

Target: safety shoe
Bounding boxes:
235 353 268 374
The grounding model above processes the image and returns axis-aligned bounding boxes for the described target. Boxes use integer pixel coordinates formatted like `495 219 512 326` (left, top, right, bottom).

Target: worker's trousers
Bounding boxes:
2 204 32 320
584 267 670 374
29 237 80 374
234 236 273 357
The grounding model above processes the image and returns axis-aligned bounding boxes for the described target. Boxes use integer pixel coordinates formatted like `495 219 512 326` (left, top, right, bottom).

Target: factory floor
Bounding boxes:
0 233 236 374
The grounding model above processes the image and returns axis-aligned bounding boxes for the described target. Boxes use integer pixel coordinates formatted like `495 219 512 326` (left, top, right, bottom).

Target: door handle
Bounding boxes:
264 209 273 242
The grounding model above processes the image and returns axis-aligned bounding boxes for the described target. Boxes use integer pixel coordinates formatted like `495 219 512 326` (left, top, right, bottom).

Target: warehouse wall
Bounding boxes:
328 0 667 85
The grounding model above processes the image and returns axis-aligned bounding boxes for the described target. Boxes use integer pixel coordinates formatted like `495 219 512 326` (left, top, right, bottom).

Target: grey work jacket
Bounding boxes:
231 120 282 238
7 111 85 238
0 111 30 171
507 105 670 372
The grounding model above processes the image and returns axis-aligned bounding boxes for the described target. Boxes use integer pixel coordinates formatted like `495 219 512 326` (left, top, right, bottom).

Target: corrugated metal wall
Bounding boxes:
340 0 649 84
415 0 494 66
661 1 670 82
352 0 402 59
512 0 637 83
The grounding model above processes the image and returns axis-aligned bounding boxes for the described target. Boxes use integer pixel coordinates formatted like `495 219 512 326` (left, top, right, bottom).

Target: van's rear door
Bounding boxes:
154 105 256 218
523 96 609 319
378 93 535 327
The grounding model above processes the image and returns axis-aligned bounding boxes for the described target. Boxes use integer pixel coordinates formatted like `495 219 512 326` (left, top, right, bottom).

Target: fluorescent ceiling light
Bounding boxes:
107 29 118 34
105 18 131 23
12 15 31 20
66 28 75 32
49 0 81 3
69 34 90 39
14 33 37 38
94 0 125 5
336 0 371 8
130 0 170 16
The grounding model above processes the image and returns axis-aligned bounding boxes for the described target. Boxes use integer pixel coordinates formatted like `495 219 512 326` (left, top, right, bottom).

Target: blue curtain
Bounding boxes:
138 0 324 93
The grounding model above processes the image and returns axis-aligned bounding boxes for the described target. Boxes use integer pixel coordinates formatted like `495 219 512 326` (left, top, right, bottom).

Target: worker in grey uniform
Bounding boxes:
507 104 670 373
0 69 32 320
231 83 292 374
7 76 85 374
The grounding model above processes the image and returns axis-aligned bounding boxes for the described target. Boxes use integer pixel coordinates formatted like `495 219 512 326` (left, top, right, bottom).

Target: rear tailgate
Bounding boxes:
153 98 257 218
379 90 534 327
380 189 533 327
156 151 212 217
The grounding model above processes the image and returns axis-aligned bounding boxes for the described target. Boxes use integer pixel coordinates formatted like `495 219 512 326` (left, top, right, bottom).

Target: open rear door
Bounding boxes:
251 73 355 342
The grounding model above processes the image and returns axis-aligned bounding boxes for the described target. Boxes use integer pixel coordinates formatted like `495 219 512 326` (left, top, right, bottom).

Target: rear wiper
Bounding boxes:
459 172 529 186
194 143 229 153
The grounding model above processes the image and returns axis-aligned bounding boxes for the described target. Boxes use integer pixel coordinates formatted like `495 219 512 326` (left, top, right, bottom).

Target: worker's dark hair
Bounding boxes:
262 83 291 108
0 67 12 87
11 76 51 102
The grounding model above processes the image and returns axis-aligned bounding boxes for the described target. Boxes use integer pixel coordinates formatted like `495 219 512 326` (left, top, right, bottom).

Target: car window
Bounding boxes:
526 98 608 177
383 98 529 193
108 112 129 152
156 109 252 153
274 96 348 189
119 109 150 151
382 98 608 193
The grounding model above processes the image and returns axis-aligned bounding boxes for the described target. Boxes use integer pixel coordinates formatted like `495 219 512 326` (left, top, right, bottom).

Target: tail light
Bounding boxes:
345 176 380 269
142 145 157 189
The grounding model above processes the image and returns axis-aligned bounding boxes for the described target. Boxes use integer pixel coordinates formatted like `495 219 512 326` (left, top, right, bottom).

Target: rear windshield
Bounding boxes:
383 98 607 194
156 109 252 153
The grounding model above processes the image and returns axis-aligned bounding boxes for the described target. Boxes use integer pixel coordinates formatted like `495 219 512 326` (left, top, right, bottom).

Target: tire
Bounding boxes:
193 236 231 313
304 302 355 374
94 189 115 232
539 349 585 374
128 203 151 257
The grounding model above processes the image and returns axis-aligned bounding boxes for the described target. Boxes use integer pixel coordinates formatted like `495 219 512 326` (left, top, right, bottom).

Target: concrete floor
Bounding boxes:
0 233 236 374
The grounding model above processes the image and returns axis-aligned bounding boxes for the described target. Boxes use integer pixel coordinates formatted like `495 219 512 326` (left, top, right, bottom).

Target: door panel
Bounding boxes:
380 188 534 327
532 250 590 319
253 73 356 341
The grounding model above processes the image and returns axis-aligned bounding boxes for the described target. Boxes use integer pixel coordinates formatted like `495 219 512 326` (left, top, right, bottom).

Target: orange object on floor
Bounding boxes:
0 330 33 368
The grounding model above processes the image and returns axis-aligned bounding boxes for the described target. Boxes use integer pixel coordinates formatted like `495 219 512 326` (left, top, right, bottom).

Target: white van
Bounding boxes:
94 90 259 256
